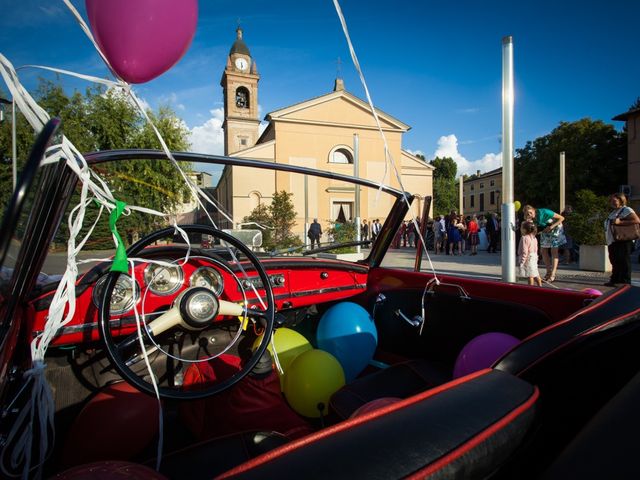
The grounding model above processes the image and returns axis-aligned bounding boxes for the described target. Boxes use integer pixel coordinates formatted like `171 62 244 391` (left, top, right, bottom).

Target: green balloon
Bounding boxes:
283 349 345 418
253 328 312 390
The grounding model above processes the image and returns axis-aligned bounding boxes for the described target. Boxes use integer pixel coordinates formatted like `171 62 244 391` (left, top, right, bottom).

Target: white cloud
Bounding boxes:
188 105 267 155
158 92 185 110
432 134 502 177
189 108 225 155
455 107 479 114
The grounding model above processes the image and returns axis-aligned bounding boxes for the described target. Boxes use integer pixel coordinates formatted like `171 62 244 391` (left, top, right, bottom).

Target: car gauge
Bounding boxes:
190 267 224 295
143 262 184 295
92 274 140 315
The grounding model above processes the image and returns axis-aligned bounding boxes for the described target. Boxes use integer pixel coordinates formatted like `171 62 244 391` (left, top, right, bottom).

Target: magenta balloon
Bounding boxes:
452 333 520 379
582 288 603 296
86 0 197 84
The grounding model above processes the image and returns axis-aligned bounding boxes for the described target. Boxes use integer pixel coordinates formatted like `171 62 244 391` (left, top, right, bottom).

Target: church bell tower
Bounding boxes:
221 27 260 155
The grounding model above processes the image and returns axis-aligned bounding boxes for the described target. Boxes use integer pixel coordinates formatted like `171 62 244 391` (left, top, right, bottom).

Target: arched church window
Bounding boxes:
235 87 250 108
249 191 261 210
328 146 353 164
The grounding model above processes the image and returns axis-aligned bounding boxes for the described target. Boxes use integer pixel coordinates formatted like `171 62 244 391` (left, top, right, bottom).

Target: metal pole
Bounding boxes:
501 35 515 283
559 151 565 213
459 176 464 216
12 100 17 192
354 134 361 254
304 175 309 247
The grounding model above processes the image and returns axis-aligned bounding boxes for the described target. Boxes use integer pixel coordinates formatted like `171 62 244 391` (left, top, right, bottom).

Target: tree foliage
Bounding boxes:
514 118 626 210
429 156 458 216
0 80 192 247
327 220 358 253
568 189 609 245
243 191 302 251
430 156 457 180
433 177 457 216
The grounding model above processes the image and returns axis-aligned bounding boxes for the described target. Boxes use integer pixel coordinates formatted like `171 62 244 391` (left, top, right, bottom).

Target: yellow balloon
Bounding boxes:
283 349 345 418
514 200 522 212
253 328 312 390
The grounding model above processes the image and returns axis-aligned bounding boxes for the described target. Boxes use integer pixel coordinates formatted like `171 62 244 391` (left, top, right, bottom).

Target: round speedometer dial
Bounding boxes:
190 267 224 295
143 262 184 295
92 274 140 314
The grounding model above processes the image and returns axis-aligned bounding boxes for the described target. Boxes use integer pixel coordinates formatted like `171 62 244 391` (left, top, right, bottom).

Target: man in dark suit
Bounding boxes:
308 219 322 249
486 213 500 253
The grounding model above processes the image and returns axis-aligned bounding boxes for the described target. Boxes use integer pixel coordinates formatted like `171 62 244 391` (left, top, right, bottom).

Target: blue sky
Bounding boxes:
1 0 638 178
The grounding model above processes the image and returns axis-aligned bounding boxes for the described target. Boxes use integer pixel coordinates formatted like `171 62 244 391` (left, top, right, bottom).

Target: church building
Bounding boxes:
215 27 433 237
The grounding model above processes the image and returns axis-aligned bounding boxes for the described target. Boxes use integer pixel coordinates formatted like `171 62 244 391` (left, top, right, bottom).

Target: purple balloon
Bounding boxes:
86 0 198 84
453 333 520 379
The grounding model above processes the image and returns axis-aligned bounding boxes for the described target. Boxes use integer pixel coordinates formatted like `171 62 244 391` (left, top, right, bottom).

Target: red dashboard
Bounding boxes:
29 252 369 346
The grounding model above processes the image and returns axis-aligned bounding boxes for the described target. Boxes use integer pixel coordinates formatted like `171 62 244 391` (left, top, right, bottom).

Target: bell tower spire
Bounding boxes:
221 26 260 155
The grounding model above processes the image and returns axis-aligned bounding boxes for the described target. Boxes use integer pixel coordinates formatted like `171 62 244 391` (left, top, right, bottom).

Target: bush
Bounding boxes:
569 189 609 245
327 221 357 253
243 191 303 252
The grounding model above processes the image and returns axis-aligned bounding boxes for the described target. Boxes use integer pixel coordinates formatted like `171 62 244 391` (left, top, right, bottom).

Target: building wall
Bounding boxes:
272 119 405 238
627 113 640 208
459 170 502 216
226 105 432 239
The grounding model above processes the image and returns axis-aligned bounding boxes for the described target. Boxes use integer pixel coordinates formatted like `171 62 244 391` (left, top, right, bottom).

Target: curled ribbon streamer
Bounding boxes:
109 200 129 273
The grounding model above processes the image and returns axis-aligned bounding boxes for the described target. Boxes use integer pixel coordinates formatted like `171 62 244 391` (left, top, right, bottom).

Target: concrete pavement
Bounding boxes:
380 247 640 293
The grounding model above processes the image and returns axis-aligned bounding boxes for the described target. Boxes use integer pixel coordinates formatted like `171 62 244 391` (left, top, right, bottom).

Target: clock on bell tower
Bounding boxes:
221 27 260 155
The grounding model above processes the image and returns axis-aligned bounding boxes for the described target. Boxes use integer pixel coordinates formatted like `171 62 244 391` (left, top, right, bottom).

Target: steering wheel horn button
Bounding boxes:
180 287 219 329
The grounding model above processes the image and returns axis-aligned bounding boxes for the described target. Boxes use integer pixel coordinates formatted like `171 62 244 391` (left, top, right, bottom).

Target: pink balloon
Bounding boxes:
453 333 520 379
349 397 402 419
582 288 603 296
86 0 198 84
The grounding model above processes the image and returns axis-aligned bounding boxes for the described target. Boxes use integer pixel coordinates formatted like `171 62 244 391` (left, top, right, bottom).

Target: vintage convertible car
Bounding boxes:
2 120 640 479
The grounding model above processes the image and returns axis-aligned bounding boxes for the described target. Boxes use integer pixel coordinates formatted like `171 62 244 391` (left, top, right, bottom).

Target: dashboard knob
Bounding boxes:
242 279 252 290
274 275 285 286
320 272 329 280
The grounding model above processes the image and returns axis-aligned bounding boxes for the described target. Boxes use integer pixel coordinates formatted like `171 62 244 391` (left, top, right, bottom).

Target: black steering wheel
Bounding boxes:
98 224 275 400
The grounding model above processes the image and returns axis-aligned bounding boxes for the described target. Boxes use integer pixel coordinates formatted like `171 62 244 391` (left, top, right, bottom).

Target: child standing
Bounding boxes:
518 221 542 286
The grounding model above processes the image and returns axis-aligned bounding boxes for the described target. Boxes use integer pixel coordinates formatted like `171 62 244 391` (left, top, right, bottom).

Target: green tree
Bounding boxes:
327 220 358 253
243 191 302 251
433 177 457 215
269 191 301 250
429 156 458 215
0 81 193 246
430 156 457 180
514 118 626 210
569 189 609 245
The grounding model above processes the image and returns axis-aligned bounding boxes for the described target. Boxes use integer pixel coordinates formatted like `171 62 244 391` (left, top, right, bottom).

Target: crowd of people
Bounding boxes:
307 194 639 288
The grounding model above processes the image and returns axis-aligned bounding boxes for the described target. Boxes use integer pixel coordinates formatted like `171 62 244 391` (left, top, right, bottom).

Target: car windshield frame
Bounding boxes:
82 149 415 269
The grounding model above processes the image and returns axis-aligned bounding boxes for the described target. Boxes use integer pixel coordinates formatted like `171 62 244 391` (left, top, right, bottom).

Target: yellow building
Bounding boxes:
613 106 640 209
216 28 433 237
457 168 502 216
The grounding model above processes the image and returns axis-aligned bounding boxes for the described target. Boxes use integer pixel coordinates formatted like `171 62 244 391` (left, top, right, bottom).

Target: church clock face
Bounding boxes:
235 58 248 71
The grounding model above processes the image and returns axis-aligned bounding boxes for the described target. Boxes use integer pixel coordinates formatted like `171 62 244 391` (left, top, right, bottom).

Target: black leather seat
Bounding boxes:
158 431 290 480
217 369 538 480
330 358 449 419
542 368 640 479
332 285 640 475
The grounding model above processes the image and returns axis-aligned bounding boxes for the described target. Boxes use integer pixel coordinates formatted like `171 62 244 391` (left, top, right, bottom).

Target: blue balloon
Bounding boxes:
317 302 378 382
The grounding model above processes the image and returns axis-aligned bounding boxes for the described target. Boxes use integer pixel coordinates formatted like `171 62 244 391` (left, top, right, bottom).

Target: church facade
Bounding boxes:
216 28 433 238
